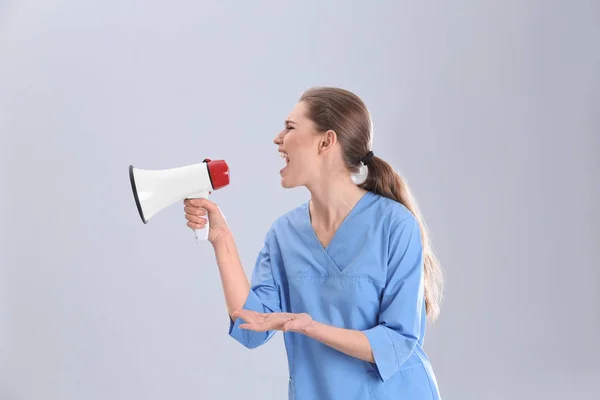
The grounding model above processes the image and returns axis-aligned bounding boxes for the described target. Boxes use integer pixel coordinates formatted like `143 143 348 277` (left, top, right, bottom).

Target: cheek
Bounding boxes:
290 135 317 158
291 148 316 172
290 154 318 181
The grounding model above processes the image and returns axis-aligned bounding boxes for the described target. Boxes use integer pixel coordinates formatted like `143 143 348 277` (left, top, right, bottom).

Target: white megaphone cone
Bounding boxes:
129 158 230 243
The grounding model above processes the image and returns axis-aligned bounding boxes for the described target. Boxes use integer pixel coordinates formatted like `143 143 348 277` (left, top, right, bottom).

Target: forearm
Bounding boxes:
303 321 375 363
211 231 250 319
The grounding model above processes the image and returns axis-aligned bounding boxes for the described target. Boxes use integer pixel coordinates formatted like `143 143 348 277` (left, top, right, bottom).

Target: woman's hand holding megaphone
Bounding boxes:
183 198 230 244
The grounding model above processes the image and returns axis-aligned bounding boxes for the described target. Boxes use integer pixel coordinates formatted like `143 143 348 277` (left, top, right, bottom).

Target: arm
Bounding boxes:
361 215 425 382
302 322 375 363
186 198 251 320
185 198 281 349
211 230 251 320
226 228 282 349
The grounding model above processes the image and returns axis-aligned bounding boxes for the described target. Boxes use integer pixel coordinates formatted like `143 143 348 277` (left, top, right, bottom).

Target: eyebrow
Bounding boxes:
285 120 297 125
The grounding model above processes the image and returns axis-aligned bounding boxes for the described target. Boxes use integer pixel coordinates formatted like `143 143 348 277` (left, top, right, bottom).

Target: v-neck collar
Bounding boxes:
297 191 373 275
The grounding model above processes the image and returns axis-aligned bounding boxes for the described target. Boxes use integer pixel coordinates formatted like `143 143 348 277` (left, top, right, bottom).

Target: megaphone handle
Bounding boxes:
189 190 210 243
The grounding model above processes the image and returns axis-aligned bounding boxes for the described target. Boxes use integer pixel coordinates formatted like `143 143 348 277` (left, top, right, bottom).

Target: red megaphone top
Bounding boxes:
204 159 230 190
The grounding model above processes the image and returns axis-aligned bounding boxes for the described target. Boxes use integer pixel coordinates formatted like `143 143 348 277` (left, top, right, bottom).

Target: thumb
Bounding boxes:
282 318 297 332
189 197 228 226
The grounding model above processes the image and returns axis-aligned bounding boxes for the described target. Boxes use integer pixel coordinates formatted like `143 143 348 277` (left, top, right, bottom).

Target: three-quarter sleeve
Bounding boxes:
228 229 282 349
361 215 425 382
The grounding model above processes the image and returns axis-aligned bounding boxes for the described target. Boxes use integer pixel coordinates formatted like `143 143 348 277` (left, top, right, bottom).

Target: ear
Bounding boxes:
318 129 337 154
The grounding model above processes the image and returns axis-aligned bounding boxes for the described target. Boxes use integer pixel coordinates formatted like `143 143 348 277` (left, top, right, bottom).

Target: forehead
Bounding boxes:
286 101 309 123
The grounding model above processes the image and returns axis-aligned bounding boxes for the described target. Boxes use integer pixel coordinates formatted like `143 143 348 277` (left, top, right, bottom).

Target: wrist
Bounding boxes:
210 228 233 247
302 319 321 337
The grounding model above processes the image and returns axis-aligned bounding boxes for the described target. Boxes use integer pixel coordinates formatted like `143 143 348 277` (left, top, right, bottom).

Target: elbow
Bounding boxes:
363 325 421 382
367 351 375 364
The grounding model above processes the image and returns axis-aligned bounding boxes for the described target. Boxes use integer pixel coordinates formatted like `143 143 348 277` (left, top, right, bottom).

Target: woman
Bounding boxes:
184 87 443 399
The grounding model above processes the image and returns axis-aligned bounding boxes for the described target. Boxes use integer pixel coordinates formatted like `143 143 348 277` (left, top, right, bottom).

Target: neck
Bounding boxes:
306 172 367 229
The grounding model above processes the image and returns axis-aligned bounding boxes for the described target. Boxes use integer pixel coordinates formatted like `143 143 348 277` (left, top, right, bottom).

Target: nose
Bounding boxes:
273 130 284 145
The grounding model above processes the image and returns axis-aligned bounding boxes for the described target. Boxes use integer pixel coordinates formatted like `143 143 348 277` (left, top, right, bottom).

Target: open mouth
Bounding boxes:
279 151 290 175
279 151 290 165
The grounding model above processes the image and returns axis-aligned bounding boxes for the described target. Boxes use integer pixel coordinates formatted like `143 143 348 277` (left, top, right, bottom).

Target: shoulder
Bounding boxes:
365 192 420 253
263 201 308 238
367 195 423 273
368 192 418 229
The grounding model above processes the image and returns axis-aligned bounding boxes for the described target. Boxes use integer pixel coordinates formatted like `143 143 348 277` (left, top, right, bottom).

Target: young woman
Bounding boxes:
183 87 443 399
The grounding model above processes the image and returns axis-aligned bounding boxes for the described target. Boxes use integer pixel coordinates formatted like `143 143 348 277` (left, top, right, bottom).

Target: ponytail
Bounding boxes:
359 156 443 322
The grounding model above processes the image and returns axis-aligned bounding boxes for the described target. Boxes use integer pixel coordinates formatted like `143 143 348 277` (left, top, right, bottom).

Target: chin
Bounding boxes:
280 176 302 189
280 179 295 189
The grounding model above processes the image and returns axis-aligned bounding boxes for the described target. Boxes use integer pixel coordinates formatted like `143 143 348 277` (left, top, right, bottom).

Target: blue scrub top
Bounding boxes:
229 191 441 399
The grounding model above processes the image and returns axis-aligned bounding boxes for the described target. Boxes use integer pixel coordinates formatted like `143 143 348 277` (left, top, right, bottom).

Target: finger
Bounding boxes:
240 320 288 332
237 311 293 324
282 319 298 332
186 218 207 228
239 323 259 331
184 210 207 221
184 206 206 216
188 197 218 211
232 309 263 322
235 310 272 326
187 221 206 230
282 320 292 332
185 214 207 224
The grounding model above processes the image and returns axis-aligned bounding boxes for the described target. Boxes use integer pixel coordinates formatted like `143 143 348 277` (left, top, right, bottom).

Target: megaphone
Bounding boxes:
129 158 230 242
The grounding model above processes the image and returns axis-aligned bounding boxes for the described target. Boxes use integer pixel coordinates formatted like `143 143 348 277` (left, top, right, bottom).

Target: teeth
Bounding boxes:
279 152 289 160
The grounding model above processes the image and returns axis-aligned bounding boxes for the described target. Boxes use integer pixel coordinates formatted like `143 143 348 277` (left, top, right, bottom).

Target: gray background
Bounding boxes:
1 1 599 399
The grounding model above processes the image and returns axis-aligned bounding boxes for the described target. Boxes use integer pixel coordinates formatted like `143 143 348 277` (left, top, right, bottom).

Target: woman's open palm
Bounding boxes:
233 310 314 334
